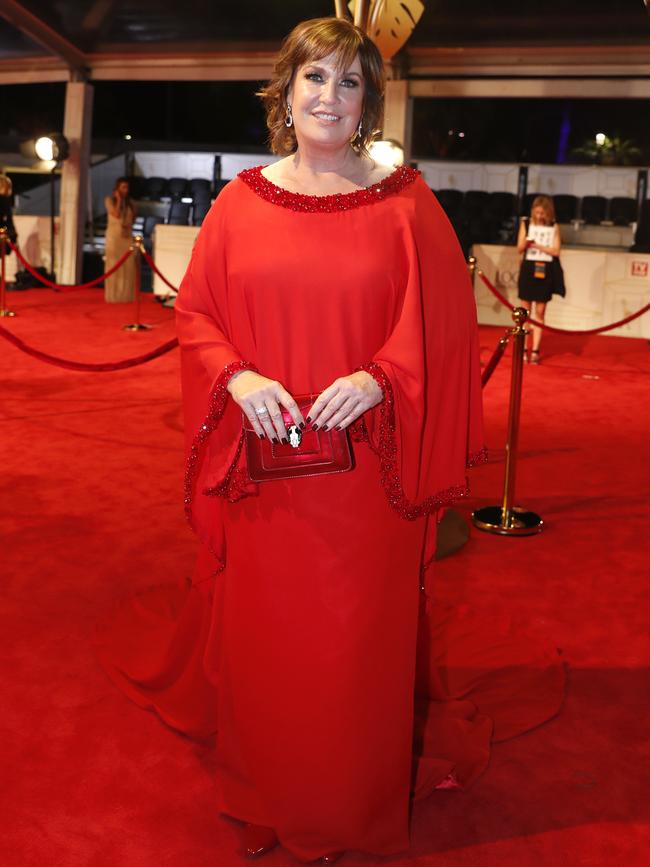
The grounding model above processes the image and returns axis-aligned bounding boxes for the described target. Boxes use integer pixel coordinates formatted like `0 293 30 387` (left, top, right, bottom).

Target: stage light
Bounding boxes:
368 139 404 167
124 134 132 141
595 132 606 147
34 134 69 162
21 133 69 283
34 137 54 161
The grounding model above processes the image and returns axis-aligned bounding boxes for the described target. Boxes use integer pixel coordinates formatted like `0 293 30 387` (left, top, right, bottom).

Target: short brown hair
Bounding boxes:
531 195 556 224
258 17 385 157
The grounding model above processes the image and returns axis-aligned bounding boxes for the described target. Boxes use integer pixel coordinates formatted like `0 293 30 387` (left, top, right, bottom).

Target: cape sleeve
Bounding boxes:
175 184 257 570
356 178 486 521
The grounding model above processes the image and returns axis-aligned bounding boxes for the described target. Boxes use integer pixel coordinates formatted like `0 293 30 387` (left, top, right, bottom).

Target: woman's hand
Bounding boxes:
307 371 383 431
227 370 304 442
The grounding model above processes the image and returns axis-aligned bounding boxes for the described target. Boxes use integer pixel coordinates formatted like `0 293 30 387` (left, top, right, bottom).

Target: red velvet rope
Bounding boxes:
477 269 650 335
8 239 134 292
141 249 179 293
481 337 509 387
0 324 178 372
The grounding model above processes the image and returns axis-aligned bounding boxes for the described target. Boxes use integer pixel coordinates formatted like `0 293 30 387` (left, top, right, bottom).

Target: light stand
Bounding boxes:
32 135 69 283
49 163 57 282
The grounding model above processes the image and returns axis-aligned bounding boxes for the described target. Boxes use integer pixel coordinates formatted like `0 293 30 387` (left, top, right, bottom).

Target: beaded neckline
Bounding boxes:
238 164 419 213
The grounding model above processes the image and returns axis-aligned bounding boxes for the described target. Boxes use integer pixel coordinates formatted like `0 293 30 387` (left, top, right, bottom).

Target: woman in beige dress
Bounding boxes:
104 177 136 303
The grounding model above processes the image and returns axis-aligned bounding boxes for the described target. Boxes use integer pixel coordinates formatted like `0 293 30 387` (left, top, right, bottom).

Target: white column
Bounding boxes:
59 81 93 285
383 78 412 161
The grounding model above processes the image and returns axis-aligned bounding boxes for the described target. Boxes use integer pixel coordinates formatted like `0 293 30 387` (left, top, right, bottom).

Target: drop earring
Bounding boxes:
285 103 293 128
356 118 363 139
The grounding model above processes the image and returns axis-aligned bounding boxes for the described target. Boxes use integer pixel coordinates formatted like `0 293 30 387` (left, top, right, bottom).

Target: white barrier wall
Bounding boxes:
473 243 650 339
418 159 644 198
151 223 200 295
6 215 57 280
418 161 521 193
133 151 278 182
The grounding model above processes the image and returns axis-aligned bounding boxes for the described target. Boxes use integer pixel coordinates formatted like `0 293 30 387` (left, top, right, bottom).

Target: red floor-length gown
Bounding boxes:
96 167 565 861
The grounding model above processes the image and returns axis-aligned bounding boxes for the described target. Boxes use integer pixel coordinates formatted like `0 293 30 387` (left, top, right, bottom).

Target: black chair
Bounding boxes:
485 192 517 243
125 176 145 200
553 194 579 223
487 192 516 221
143 176 168 200
580 195 607 225
192 188 213 207
168 177 189 200
463 190 490 244
192 200 212 226
167 201 191 225
464 190 489 214
143 215 164 239
522 192 538 216
630 200 650 251
213 179 230 198
432 189 467 250
434 189 464 222
608 197 637 226
189 178 212 199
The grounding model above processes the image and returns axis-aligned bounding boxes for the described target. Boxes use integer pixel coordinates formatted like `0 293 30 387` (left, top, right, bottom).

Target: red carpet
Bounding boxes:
1 288 649 866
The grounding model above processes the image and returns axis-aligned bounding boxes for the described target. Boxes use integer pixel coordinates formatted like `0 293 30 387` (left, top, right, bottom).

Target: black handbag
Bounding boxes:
551 257 566 297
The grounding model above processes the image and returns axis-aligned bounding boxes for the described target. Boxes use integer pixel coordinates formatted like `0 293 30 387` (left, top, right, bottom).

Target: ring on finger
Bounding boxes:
255 406 269 416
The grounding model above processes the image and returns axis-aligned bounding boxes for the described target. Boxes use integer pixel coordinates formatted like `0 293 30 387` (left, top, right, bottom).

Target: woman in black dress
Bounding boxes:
517 195 561 363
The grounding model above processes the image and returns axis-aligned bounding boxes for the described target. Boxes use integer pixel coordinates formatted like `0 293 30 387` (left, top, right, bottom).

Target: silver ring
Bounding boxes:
254 406 269 416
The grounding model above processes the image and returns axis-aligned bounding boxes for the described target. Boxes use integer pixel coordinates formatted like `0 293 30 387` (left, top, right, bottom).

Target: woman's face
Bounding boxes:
532 205 549 224
289 51 365 153
116 181 129 198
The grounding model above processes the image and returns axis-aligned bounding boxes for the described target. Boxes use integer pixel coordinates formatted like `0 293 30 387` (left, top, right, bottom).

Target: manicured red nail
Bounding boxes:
306 416 312 423
311 424 319 431
321 424 328 431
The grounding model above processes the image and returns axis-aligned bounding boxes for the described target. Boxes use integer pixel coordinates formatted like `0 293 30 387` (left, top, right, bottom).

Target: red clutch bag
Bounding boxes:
243 395 354 482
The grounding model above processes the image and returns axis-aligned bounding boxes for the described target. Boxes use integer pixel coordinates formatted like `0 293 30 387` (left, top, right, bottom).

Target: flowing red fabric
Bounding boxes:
96 168 565 861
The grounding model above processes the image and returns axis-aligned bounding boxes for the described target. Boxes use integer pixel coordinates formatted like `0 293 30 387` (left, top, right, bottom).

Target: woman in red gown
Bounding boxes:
96 17 564 863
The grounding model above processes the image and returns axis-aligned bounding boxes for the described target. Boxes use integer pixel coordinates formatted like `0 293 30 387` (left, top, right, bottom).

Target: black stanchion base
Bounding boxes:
472 505 543 536
122 323 152 332
0 308 17 317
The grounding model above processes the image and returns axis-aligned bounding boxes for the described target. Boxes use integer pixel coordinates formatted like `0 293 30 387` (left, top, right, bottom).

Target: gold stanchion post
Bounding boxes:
467 255 477 289
472 306 543 536
0 227 17 318
123 235 152 332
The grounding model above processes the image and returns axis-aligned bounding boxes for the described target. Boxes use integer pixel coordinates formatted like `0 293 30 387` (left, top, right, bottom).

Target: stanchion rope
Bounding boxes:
0 324 178 372
477 268 650 336
141 249 179 294
9 240 134 292
481 336 509 387
2 318 511 389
